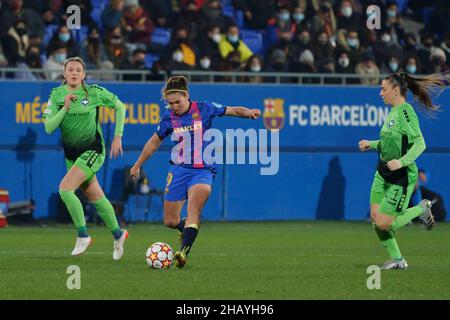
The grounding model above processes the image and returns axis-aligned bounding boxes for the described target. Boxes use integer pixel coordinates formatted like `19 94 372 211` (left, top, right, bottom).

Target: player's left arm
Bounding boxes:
225 106 261 119
388 107 426 170
96 85 126 159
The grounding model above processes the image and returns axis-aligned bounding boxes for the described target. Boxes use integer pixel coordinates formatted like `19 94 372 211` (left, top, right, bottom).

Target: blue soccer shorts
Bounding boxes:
164 165 215 201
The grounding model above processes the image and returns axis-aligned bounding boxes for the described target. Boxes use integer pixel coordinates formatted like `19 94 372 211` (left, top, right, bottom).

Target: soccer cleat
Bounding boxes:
177 217 187 244
418 199 436 231
113 230 128 261
71 236 92 256
381 258 408 270
174 249 187 268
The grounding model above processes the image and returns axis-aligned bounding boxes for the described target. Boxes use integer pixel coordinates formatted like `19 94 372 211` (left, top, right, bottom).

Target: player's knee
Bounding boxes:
163 216 179 228
375 222 391 231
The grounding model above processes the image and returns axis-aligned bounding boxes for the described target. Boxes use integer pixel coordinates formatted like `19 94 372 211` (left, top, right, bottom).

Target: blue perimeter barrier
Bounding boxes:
1 81 449 221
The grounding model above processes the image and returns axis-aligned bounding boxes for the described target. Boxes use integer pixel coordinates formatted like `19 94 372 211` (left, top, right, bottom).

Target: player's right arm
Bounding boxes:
359 139 379 152
43 91 75 134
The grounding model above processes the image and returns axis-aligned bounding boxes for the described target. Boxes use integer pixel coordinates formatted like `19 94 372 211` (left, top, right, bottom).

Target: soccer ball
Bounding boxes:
146 242 174 269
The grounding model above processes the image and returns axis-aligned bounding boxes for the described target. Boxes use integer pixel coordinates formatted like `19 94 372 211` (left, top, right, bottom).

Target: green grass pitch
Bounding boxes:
0 221 449 299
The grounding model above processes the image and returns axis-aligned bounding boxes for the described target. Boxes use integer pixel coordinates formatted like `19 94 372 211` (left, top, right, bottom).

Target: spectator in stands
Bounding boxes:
336 28 363 68
440 33 450 66
355 51 380 85
141 0 175 28
291 5 308 30
266 48 289 72
427 47 448 74
336 0 361 32
62 0 96 28
104 26 129 69
416 32 434 70
335 51 352 73
233 0 277 30
101 0 125 33
178 0 204 33
0 44 8 67
216 50 242 82
122 0 155 53
0 0 45 39
195 24 223 69
319 56 340 84
160 25 197 70
310 2 336 39
119 48 148 81
219 24 253 63
402 32 419 58
242 54 264 83
382 1 405 46
0 17 29 66
380 54 403 74
403 56 420 75
191 54 213 82
196 0 234 35
79 27 114 79
266 4 297 47
423 0 449 40
311 30 334 62
46 25 79 58
14 44 46 80
290 29 313 63
23 0 55 25
43 44 68 80
372 29 402 67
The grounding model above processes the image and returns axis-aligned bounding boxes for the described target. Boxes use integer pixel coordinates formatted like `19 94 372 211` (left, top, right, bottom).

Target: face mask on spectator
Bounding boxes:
347 38 359 48
381 34 391 43
200 58 211 69
318 37 328 46
293 13 304 23
338 57 350 68
16 27 27 36
277 12 290 21
54 52 67 63
211 33 221 43
250 64 261 72
406 64 417 74
341 6 352 17
172 50 184 63
389 61 398 71
299 35 310 45
387 9 396 18
59 33 70 43
227 34 239 43
111 35 122 44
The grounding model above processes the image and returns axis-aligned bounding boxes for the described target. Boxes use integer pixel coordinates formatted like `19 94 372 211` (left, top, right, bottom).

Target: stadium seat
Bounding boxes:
43 24 59 47
71 26 89 44
221 0 232 6
240 29 264 54
222 5 234 19
91 6 103 30
235 10 245 29
421 7 434 25
144 54 159 69
151 28 171 46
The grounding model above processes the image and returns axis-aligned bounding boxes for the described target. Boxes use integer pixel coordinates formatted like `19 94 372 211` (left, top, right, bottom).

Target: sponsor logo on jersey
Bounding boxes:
387 119 395 128
81 98 89 105
263 98 285 130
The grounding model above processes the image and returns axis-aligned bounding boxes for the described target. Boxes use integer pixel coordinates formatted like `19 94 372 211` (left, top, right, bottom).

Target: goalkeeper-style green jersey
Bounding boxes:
43 84 125 161
369 102 426 171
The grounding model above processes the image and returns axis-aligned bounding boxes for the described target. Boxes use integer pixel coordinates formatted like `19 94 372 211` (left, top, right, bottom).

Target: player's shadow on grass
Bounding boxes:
13 128 37 200
315 156 346 220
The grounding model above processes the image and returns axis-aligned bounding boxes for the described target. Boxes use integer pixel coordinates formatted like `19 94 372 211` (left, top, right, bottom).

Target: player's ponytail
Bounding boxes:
386 72 448 114
162 75 189 99
62 57 89 97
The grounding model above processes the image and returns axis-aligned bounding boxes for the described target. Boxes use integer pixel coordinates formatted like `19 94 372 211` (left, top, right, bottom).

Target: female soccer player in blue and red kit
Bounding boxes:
130 76 261 268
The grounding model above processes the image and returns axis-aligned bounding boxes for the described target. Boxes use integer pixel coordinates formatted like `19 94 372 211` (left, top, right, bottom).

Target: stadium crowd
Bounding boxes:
0 0 449 83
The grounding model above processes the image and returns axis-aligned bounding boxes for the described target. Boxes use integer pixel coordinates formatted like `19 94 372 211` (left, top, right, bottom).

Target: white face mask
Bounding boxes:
339 57 350 68
389 61 398 71
381 34 391 42
172 50 184 62
341 6 352 17
212 33 221 43
200 58 211 69
250 64 261 72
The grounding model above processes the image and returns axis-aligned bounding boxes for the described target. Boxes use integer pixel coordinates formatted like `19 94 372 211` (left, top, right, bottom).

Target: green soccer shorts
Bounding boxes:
370 171 417 216
65 150 105 184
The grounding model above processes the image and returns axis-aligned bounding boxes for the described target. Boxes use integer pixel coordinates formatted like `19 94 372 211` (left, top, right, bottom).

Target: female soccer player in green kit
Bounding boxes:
359 72 446 270
43 57 128 260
